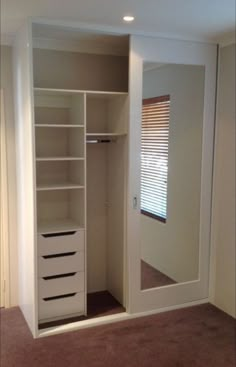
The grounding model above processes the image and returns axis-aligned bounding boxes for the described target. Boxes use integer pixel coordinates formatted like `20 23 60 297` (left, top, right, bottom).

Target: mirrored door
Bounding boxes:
127 36 217 314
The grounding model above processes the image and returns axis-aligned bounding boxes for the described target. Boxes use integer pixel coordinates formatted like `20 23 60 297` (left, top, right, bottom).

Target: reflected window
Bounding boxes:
141 95 170 222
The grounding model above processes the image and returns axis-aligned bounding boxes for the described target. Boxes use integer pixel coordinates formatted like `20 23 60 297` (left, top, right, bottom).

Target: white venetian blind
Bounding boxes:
141 95 170 222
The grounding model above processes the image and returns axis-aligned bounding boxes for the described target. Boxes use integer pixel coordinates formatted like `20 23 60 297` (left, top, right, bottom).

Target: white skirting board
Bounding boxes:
37 298 209 339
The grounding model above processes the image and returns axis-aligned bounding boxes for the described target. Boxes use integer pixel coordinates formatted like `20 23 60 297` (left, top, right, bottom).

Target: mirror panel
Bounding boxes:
140 63 205 290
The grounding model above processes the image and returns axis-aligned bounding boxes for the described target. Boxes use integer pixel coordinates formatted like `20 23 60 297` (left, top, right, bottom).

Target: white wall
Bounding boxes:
141 64 205 283
210 43 236 318
0 46 18 306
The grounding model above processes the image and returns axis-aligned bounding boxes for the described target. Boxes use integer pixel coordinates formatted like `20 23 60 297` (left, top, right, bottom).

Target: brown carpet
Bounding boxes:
141 260 176 289
39 291 125 329
1 304 235 367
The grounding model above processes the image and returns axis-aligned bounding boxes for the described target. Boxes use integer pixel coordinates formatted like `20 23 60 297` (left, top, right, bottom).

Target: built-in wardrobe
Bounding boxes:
14 22 129 334
13 19 217 338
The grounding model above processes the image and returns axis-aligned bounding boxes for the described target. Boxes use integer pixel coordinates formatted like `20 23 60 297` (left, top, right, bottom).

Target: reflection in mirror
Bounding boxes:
140 63 205 290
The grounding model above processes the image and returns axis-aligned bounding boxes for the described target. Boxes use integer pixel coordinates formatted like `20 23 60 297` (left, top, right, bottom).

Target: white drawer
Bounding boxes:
38 231 84 256
39 272 85 298
39 292 85 321
38 251 84 277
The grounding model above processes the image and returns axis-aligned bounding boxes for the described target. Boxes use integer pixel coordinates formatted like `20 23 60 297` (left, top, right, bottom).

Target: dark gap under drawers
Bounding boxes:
42 252 76 259
43 293 76 301
43 272 77 280
42 231 77 238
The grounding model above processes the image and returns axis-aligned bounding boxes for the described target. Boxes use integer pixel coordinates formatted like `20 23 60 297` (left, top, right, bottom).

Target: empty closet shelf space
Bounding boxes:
86 132 127 144
37 220 84 235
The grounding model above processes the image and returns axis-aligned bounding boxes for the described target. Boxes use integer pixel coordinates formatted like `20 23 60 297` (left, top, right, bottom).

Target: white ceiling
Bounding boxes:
1 0 236 45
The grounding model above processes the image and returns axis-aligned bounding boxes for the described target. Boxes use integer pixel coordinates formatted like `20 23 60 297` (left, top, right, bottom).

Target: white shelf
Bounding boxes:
86 133 127 137
35 124 84 128
36 183 84 191
36 157 84 162
38 219 84 234
34 87 128 97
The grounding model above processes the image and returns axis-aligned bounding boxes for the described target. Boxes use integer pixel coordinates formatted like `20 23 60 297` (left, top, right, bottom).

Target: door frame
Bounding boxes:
0 89 10 308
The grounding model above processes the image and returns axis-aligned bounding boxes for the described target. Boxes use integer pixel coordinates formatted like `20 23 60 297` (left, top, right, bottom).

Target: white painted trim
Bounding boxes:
31 17 218 45
37 298 209 338
83 94 87 316
209 43 236 318
35 87 128 96
2 18 233 48
0 89 10 308
209 46 220 305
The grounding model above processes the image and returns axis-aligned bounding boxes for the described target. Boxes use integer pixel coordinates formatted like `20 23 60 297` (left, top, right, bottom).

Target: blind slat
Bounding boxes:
141 95 170 221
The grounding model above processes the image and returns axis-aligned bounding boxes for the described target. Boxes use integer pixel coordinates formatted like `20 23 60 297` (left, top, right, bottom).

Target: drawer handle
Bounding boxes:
43 293 77 301
43 272 77 280
42 251 76 259
42 231 77 238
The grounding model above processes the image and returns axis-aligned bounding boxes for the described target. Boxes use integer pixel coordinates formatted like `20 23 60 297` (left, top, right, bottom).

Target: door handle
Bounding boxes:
133 196 138 210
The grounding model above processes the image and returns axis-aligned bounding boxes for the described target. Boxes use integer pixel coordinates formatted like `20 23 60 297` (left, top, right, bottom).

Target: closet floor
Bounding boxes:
39 291 125 329
141 260 176 290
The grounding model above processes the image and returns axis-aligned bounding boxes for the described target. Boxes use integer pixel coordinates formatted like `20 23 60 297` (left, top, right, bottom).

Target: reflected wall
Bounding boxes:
140 63 205 290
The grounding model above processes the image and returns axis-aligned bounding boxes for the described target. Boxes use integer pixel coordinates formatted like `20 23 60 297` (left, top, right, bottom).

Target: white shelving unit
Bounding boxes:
35 124 84 128
29 29 129 329
86 133 127 137
33 85 129 324
36 157 84 161
34 87 87 323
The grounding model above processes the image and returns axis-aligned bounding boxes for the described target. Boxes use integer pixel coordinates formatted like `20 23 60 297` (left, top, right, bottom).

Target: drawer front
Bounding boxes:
38 231 84 256
38 251 84 277
39 272 85 298
39 292 85 321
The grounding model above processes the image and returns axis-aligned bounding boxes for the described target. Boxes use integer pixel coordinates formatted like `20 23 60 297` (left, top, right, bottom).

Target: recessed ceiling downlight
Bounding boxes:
123 15 135 22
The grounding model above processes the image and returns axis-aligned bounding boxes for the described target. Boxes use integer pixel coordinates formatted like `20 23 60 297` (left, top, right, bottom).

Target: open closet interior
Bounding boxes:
32 24 129 328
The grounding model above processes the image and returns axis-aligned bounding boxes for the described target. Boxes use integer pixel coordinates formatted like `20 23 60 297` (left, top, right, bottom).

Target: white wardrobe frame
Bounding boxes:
13 19 217 338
